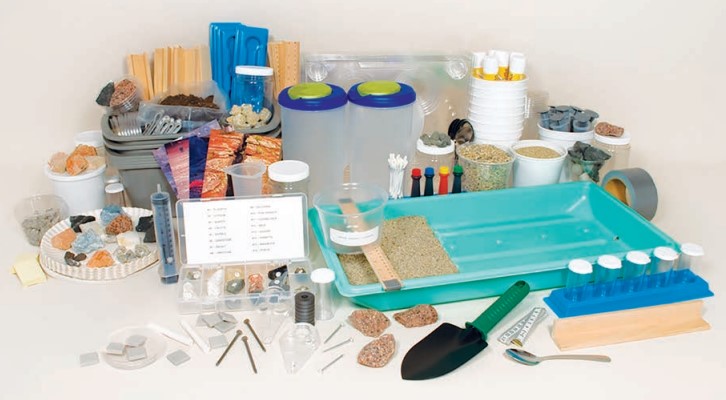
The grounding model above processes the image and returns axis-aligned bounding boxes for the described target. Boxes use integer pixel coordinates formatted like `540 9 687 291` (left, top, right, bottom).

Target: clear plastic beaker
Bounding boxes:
224 162 266 197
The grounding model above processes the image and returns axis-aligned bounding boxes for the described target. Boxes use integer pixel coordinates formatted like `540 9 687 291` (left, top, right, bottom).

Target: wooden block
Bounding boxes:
551 300 710 351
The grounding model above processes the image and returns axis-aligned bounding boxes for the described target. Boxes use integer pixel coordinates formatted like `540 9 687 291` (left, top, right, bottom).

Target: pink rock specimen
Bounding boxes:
348 309 390 337
357 333 396 368
87 249 114 268
48 152 68 173
105 215 133 235
51 228 77 250
393 304 439 328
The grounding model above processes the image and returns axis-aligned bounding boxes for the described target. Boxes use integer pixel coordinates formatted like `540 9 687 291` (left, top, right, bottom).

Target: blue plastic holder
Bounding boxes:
544 270 714 318
209 22 269 107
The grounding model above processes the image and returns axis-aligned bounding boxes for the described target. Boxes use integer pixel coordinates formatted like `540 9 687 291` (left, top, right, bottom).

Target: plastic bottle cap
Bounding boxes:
268 160 310 182
357 80 401 96
597 255 622 270
483 56 499 74
412 168 422 177
439 166 450 175
235 65 274 76
424 167 435 177
310 268 335 284
653 246 679 261
348 81 416 108
493 50 510 67
574 112 591 123
472 52 487 67
626 251 651 265
509 54 526 74
568 259 593 275
105 183 125 194
453 164 463 174
416 139 455 155
595 131 631 145
681 243 704 257
287 82 333 100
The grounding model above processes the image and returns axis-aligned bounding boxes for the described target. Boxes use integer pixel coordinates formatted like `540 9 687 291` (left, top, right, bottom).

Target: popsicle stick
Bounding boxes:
143 52 154 99
199 45 212 82
267 42 282 99
126 55 135 76
184 48 196 85
283 41 300 90
163 47 171 92
131 54 150 100
551 300 710 351
153 48 163 96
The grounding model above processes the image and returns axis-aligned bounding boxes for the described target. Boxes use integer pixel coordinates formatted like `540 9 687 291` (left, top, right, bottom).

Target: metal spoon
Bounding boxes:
505 348 611 366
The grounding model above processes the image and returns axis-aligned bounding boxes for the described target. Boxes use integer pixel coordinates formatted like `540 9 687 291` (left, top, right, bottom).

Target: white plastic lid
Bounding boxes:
653 246 679 261
268 160 310 183
509 54 526 74
472 52 487 68
597 255 622 270
483 56 499 74
626 251 651 265
310 268 335 284
493 50 510 67
595 131 631 146
568 259 593 275
681 243 704 257
105 183 125 194
235 65 274 76
416 138 455 155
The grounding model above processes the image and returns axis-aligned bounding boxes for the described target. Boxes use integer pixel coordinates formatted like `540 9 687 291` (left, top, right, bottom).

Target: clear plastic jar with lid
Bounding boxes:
268 160 310 197
409 138 455 194
231 66 274 113
593 131 631 177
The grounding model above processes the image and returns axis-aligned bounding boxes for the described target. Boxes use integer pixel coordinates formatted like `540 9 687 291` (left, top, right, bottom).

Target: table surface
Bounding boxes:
2 165 724 399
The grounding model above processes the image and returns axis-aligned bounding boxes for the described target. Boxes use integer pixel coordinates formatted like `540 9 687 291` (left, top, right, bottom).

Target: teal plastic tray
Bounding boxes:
309 182 678 311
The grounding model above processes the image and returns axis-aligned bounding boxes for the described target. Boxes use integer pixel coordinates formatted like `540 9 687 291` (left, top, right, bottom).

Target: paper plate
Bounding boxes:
39 207 158 282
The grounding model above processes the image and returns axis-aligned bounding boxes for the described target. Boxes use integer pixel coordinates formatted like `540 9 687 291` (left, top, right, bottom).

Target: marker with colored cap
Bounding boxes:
452 165 463 194
423 167 435 196
410 168 422 197
438 166 450 195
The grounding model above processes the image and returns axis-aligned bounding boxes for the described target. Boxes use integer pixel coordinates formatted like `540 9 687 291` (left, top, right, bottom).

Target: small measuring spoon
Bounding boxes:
504 348 611 366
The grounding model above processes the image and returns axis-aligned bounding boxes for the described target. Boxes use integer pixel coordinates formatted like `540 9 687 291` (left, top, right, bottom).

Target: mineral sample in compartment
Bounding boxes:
393 305 439 328
70 215 96 233
72 230 105 254
64 251 81 267
100 205 123 226
105 214 133 235
135 216 154 232
357 334 396 368
348 309 391 337
87 249 115 268
51 228 77 251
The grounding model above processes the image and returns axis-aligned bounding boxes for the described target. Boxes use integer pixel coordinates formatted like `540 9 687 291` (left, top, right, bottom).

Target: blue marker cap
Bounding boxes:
424 167 435 177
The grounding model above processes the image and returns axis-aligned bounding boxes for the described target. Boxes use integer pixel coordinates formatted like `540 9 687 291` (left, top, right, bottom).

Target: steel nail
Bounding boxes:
323 337 353 353
323 323 344 344
243 319 266 352
318 354 344 374
215 329 242 367
241 336 257 374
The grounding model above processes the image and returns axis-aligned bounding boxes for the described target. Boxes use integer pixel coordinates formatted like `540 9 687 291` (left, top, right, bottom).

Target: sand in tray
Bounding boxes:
338 216 458 285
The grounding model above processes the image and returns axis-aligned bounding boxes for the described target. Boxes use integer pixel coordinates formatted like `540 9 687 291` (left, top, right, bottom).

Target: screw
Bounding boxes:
323 337 353 353
241 336 257 374
323 323 344 344
216 329 242 367
243 319 266 352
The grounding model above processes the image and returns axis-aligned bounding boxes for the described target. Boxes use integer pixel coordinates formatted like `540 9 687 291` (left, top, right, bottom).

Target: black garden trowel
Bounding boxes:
401 280 530 380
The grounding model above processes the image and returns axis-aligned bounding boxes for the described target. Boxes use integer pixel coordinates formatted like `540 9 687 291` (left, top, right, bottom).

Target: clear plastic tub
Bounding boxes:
593 132 631 179
268 160 310 197
456 143 514 191
313 183 388 254
15 194 69 246
231 65 274 112
224 162 266 196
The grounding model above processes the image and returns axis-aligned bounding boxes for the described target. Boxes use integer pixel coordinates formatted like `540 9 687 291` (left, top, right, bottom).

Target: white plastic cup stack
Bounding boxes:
468 52 528 147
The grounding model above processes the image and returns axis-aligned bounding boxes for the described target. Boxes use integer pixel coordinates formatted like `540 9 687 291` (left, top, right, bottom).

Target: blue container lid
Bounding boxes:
348 81 416 108
278 83 347 111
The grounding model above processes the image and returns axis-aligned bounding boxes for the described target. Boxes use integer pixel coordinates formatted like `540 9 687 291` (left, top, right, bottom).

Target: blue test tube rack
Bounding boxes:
544 269 713 318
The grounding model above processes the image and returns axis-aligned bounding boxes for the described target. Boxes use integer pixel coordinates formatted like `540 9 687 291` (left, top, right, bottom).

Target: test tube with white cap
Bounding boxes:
310 268 336 321
674 243 705 283
564 259 592 301
623 251 650 292
649 246 679 288
594 255 622 296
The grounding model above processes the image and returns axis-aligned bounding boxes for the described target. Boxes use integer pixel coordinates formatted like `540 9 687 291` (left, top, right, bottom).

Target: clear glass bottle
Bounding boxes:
593 131 631 177
268 160 310 198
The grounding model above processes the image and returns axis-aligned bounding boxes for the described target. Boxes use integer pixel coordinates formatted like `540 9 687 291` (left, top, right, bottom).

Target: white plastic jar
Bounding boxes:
593 131 631 177
268 160 310 198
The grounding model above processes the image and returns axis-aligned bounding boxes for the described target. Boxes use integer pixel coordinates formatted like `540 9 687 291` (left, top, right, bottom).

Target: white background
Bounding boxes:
1 0 725 399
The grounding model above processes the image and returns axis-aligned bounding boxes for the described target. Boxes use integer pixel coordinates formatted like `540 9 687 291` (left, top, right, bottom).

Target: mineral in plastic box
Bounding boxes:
176 194 310 314
310 182 678 311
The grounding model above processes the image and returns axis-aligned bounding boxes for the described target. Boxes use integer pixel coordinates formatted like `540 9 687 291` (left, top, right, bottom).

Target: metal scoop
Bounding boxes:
504 348 611 366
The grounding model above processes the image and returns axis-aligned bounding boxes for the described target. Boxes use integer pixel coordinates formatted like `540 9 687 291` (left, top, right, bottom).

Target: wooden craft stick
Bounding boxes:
199 45 212 82
551 300 710 351
143 52 154 99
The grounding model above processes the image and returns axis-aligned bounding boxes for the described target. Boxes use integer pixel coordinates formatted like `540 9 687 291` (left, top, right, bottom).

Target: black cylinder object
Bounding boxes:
295 291 316 325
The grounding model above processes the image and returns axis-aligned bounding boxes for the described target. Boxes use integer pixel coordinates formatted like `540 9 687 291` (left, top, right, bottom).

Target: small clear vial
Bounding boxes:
268 160 310 198
105 183 127 207
623 251 650 292
564 259 593 301
310 268 336 321
674 243 705 283
594 255 622 296
649 247 679 288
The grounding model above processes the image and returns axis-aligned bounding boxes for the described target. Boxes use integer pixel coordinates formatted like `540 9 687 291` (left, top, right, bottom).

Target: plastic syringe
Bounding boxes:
151 184 178 284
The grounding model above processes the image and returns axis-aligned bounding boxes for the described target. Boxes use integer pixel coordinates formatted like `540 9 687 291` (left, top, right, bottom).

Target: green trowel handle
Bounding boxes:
466 281 530 338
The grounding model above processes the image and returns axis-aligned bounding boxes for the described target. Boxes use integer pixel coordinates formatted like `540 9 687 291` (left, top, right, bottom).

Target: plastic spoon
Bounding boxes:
505 348 611 365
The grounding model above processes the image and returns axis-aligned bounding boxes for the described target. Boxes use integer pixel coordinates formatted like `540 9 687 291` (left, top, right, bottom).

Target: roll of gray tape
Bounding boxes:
601 168 658 220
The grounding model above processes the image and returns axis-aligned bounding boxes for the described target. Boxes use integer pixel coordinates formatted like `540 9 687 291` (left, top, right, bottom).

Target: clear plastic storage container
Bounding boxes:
269 160 310 197
231 65 274 112
411 138 455 194
593 132 631 178
279 83 348 199
347 81 417 189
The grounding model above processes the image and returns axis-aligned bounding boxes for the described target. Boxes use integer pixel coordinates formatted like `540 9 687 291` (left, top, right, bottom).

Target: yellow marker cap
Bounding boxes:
439 166 450 175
